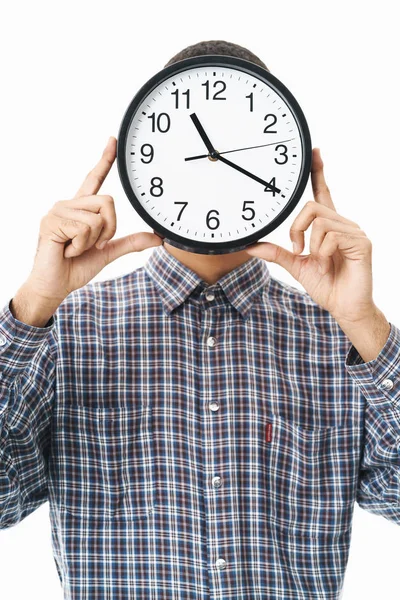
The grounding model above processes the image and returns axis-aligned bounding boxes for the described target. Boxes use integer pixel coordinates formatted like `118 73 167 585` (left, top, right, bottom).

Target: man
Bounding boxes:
0 39 398 599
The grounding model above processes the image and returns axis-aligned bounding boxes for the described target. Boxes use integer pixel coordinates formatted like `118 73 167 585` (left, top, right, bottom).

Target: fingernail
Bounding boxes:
98 240 107 249
108 136 114 146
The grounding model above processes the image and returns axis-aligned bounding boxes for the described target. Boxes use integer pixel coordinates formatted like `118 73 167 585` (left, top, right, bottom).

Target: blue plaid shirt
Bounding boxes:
1 243 400 599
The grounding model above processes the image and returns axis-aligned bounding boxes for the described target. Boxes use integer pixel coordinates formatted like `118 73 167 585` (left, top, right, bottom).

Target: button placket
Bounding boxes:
202 303 227 580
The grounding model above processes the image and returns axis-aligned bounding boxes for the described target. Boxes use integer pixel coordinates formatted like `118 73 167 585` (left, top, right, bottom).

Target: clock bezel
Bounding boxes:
117 54 312 255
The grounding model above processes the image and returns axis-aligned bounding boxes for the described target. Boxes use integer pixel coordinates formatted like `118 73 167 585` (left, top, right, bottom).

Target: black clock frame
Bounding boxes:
117 55 312 255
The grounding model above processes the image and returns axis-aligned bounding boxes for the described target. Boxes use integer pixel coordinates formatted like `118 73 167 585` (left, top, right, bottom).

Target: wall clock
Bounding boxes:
117 55 312 255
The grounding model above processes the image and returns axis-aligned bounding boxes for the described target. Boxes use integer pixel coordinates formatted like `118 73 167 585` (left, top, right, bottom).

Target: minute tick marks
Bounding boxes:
119 61 310 252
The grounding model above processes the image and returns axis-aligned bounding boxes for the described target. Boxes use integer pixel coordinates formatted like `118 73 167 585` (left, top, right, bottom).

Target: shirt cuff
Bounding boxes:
344 322 400 408
0 298 57 378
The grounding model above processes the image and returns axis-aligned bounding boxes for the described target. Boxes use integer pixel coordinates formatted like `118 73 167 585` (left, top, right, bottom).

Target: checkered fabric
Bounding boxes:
1 243 399 599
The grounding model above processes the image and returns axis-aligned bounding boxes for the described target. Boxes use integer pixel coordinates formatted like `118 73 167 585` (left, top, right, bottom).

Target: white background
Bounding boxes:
1 1 399 598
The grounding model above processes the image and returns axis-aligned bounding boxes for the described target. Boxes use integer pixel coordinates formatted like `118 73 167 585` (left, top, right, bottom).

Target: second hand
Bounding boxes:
184 138 296 162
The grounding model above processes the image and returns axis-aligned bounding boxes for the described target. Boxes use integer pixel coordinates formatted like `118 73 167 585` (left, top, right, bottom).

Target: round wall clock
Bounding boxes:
117 55 312 255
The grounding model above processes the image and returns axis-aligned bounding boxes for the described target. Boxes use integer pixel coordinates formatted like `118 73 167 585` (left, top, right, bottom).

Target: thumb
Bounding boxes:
245 242 297 275
104 232 164 264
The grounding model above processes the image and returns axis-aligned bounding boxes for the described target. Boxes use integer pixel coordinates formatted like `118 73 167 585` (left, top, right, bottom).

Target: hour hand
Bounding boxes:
188 113 280 194
189 113 217 157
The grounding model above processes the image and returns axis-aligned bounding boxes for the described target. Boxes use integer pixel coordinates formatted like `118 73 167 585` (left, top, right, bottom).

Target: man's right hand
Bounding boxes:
11 136 164 326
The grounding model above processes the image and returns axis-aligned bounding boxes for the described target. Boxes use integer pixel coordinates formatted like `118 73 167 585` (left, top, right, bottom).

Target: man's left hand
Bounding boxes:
245 148 379 328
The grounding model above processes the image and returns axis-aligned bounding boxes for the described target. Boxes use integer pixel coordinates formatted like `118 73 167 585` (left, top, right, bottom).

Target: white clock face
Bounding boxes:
122 62 308 249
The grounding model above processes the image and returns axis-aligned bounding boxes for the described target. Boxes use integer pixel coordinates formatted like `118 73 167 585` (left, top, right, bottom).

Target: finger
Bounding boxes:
74 136 117 199
46 214 92 258
311 148 336 211
290 200 360 254
318 233 372 275
245 241 299 278
57 194 113 213
93 196 117 248
51 206 105 252
104 232 164 265
53 195 117 249
309 217 363 257
318 231 371 271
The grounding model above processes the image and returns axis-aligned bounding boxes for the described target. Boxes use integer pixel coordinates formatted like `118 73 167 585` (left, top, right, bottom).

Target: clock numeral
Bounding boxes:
264 177 278 196
206 209 220 230
174 201 188 220
245 92 254 112
263 114 277 134
140 143 154 164
202 80 227 100
171 88 190 109
242 201 255 221
274 145 288 165
148 112 171 133
150 177 164 197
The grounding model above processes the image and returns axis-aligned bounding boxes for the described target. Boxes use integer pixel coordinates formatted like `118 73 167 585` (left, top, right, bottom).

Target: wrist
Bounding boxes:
333 303 382 332
335 304 391 363
10 283 63 328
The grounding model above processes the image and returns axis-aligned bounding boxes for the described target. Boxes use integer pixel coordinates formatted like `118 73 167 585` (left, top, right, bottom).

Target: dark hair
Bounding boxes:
164 40 269 71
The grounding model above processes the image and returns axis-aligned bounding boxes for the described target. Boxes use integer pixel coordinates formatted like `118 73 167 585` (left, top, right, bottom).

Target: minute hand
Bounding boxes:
217 154 281 194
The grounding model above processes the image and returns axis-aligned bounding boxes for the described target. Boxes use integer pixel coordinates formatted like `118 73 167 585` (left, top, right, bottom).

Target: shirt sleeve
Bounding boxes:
345 321 400 525
0 298 58 529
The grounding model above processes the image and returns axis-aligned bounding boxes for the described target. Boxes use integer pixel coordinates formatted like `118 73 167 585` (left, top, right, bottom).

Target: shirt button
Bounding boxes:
205 291 215 301
209 401 220 412
207 336 216 347
0 333 7 347
215 558 227 570
381 378 394 390
212 476 222 488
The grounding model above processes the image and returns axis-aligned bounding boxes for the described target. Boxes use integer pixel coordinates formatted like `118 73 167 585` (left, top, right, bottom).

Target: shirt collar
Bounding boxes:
143 244 271 320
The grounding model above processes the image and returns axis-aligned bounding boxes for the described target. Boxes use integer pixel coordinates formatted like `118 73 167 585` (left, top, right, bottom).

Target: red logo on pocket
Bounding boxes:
266 422 272 443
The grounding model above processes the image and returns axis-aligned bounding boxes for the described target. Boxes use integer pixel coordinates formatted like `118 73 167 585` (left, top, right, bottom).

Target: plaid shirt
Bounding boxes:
1 243 400 599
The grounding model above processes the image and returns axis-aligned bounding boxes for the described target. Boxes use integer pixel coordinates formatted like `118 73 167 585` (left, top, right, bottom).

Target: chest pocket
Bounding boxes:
53 404 156 521
264 413 357 539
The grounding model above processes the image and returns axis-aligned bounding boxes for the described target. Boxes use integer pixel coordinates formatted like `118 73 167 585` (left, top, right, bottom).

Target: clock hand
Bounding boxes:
217 154 281 194
189 113 218 157
189 112 280 193
184 138 296 161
